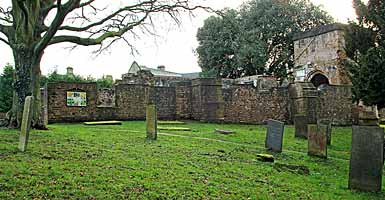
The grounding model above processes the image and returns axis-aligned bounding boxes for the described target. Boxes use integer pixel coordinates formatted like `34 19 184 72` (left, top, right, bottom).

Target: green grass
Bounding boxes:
0 121 384 199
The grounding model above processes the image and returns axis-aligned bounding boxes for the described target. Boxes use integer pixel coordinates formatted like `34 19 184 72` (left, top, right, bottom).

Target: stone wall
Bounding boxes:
48 82 177 122
173 81 192 119
48 82 99 122
47 79 354 125
379 108 385 119
318 85 353 125
223 85 290 124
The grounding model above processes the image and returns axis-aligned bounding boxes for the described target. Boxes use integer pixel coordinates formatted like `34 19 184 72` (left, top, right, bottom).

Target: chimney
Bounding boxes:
66 67 74 76
157 65 165 71
106 75 113 81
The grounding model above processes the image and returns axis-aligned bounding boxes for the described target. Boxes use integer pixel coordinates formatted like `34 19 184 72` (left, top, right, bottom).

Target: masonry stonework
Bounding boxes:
47 78 355 125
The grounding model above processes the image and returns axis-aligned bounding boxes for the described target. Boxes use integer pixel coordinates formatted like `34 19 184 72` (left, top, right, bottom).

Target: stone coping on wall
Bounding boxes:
292 23 348 41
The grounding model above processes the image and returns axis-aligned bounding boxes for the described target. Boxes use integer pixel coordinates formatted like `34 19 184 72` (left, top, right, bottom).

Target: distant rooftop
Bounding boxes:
128 61 200 78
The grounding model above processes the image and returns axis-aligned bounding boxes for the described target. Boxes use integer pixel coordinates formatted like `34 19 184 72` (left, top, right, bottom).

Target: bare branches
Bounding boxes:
0 6 13 25
46 0 213 55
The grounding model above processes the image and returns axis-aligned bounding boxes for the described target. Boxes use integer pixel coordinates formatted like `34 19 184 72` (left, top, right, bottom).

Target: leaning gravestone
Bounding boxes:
318 119 332 145
294 114 308 139
349 126 384 192
307 124 327 158
265 120 284 153
146 104 157 140
19 96 34 152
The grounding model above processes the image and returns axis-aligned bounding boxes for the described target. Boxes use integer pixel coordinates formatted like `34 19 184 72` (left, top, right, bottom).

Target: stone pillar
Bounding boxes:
19 96 34 152
145 85 157 140
290 82 321 144
191 78 224 122
146 104 157 140
172 81 192 120
349 126 384 192
41 83 48 127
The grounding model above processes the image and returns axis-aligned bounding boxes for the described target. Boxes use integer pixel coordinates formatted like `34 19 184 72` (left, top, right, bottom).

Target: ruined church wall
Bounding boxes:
223 85 291 124
47 80 354 125
318 85 354 125
48 82 177 122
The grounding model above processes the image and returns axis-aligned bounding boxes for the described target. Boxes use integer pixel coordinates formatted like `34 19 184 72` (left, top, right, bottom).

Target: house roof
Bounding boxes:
128 61 201 78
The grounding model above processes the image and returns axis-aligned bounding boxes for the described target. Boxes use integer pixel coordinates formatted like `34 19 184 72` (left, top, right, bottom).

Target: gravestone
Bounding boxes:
294 114 308 139
19 96 34 152
307 124 327 158
349 126 384 192
265 119 284 153
146 104 157 140
318 119 332 145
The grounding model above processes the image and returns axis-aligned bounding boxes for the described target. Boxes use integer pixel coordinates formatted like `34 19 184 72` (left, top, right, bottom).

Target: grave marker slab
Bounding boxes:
294 114 308 139
349 126 384 192
307 124 327 158
265 120 284 153
146 104 157 140
19 96 34 152
318 119 332 145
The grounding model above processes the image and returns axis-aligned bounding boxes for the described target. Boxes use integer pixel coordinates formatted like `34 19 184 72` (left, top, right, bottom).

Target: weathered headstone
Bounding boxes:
294 114 308 139
42 83 49 127
146 104 157 140
265 119 284 153
349 126 384 192
318 119 332 145
19 96 34 152
307 124 327 158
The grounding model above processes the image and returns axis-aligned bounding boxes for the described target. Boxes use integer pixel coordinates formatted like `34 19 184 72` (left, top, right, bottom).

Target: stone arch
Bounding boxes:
307 71 329 88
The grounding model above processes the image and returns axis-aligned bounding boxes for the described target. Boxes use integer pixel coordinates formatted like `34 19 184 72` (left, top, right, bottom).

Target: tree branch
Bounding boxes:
0 35 10 46
34 0 81 57
0 24 11 38
49 13 149 46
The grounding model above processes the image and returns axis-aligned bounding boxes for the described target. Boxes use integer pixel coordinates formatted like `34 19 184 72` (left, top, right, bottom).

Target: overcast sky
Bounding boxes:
0 0 358 79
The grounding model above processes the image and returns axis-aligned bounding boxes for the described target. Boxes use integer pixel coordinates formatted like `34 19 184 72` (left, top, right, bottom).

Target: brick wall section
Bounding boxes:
223 85 290 124
318 85 353 125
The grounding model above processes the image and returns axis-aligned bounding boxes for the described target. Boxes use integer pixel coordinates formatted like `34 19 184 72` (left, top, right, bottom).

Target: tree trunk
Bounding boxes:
8 46 44 129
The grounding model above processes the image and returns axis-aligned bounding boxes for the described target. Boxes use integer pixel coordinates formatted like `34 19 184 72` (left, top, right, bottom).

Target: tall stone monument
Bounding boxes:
19 96 34 152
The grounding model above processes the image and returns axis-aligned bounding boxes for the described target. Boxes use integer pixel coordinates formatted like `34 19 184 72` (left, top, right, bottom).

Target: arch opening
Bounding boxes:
310 73 329 88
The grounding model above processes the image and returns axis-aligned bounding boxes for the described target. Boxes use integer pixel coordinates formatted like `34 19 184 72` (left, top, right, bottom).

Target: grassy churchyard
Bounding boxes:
0 121 384 199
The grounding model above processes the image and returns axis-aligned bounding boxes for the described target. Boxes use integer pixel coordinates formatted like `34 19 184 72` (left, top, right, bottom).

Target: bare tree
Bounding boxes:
0 0 209 128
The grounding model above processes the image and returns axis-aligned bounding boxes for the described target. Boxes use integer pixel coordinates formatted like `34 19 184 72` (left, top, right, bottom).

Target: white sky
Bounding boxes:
0 0 358 79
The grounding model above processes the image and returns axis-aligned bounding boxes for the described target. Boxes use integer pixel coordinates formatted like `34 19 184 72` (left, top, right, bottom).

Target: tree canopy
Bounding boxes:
345 0 385 109
196 0 332 79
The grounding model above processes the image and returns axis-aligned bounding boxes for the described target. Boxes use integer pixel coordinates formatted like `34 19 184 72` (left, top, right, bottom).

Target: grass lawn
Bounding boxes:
0 121 384 199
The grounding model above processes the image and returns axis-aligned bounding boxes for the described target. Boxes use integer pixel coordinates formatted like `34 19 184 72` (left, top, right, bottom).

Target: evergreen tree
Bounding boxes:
0 64 14 113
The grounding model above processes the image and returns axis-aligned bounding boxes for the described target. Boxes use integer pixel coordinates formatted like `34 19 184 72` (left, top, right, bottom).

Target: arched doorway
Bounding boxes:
310 73 329 88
